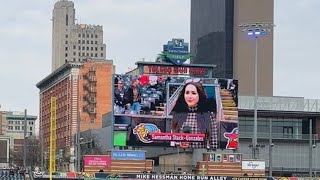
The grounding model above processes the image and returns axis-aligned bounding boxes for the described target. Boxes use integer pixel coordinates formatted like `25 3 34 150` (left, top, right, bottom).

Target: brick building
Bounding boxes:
36 59 113 154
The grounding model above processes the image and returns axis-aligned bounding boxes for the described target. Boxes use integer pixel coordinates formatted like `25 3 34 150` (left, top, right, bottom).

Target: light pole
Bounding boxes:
23 109 27 169
313 136 316 177
269 118 273 177
309 119 313 177
239 22 275 159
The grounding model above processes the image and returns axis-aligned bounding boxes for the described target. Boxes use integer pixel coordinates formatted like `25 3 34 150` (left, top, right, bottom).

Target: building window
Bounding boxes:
65 34 68 38
82 53 85 56
78 34 81 37
8 121 13 124
66 14 68 26
78 40 81 44
30 127 33 131
30 132 32 136
87 47 89 51
87 53 89 56
95 53 97 57
87 40 89 44
82 33 85 38
91 53 93 57
15 121 20 125
65 53 68 57
82 40 85 44
82 46 85 50
8 126 13 130
15 126 20 130
22 126 24 130
95 47 97 51
79 52 81 56
101 53 103 57
95 34 98 38
91 47 93 51
73 58 76 61
65 47 68 51
95 41 97 44
283 126 293 138
79 46 81 50
65 41 68 44
91 41 93 44
87 34 89 38
90 119 95 123
73 45 76 49
73 52 76 56
101 47 103 51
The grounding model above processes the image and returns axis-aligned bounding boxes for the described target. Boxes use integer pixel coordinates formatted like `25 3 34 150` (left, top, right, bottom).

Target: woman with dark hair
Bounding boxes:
171 79 218 149
124 78 141 114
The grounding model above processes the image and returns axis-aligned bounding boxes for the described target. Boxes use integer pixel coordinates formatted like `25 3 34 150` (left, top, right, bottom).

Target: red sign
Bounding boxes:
83 155 111 167
149 132 205 142
144 65 207 75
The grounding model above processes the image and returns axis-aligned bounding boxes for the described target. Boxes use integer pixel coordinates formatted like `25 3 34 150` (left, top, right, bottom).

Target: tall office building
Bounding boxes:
191 0 274 96
52 0 106 71
37 59 113 171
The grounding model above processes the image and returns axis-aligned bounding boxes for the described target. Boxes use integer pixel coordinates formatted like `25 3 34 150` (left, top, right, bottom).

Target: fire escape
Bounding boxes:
83 66 97 117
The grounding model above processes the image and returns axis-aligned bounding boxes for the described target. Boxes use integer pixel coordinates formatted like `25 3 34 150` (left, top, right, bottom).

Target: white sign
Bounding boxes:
242 160 265 170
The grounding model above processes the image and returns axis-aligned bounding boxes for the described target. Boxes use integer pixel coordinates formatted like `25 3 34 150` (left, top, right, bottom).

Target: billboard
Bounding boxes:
161 38 191 65
113 74 238 149
111 150 145 160
83 155 111 167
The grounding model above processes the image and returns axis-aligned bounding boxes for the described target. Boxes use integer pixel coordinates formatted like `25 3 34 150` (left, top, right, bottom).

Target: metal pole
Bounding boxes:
269 118 273 176
77 111 81 172
41 135 43 170
253 36 258 159
175 146 179 173
309 119 312 177
23 109 27 168
314 135 317 176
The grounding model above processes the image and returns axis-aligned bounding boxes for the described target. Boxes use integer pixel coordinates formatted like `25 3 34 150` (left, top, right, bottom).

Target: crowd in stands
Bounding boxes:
0 167 26 180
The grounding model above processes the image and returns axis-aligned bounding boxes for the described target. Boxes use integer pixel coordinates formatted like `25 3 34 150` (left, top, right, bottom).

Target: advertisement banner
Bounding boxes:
111 150 145 160
150 132 205 142
113 75 238 149
242 160 266 170
83 156 111 167
90 174 275 180
162 38 190 65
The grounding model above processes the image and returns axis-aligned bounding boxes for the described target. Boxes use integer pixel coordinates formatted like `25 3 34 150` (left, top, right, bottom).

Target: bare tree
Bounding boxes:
81 133 103 155
10 136 41 168
79 133 104 171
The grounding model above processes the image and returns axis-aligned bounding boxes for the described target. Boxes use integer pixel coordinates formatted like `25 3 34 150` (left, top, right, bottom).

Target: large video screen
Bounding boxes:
113 74 238 150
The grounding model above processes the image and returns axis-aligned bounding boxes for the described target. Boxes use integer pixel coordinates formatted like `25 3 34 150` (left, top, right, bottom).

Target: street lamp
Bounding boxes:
239 22 275 159
23 109 27 169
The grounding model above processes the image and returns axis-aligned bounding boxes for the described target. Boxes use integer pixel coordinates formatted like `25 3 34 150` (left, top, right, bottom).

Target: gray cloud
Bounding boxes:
274 0 320 99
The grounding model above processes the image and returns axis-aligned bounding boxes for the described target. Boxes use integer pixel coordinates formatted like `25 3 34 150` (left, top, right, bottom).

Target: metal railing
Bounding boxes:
239 132 319 140
239 96 320 112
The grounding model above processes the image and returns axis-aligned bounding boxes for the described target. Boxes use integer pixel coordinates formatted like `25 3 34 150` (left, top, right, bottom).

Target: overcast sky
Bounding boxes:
0 0 319 118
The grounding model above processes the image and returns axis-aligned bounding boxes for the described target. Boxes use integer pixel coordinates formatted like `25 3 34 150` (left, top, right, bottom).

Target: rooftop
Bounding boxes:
239 96 320 113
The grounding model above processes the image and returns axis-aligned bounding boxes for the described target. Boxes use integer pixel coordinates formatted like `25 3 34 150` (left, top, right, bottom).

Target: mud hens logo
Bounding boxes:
223 127 239 149
133 123 160 143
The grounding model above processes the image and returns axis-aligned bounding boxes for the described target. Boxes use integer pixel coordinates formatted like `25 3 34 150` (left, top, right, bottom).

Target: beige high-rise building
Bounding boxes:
191 0 274 96
52 0 106 71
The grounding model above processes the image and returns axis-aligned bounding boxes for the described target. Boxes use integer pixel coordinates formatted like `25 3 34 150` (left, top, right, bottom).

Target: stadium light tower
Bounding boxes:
239 22 275 159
